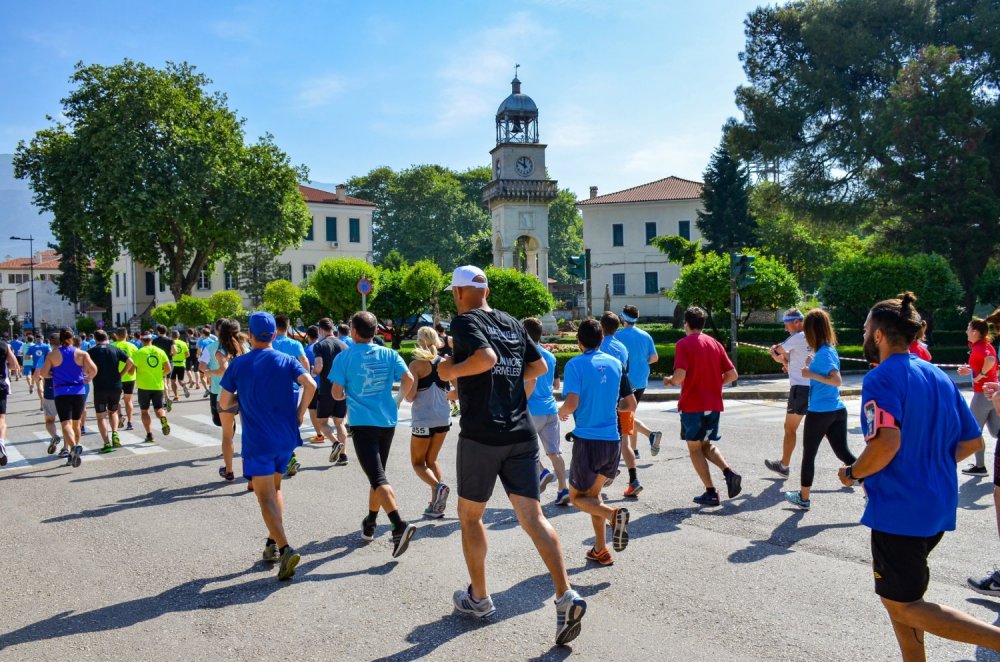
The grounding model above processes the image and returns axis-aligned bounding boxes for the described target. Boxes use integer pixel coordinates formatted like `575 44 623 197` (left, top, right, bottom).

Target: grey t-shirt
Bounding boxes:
782 331 813 387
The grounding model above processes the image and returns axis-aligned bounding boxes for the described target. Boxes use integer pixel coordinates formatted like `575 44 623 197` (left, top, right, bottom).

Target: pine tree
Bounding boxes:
697 142 755 253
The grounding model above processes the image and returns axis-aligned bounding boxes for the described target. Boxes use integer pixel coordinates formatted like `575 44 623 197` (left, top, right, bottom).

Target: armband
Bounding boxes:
219 404 240 415
863 399 899 442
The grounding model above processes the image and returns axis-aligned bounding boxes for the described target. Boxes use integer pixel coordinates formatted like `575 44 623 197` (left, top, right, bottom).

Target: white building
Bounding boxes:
0 249 62 316
577 176 704 319
16 279 76 329
110 184 376 326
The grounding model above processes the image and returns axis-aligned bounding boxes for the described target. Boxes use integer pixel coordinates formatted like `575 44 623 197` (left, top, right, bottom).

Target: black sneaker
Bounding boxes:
391 522 416 558
764 459 790 478
725 471 743 499
335 453 349 466
144 433 155 443
361 517 376 542
693 490 720 506
962 464 989 477
262 540 279 563
277 546 300 581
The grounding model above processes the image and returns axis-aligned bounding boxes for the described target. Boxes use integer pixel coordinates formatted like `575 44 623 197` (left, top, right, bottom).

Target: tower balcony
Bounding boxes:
482 178 559 206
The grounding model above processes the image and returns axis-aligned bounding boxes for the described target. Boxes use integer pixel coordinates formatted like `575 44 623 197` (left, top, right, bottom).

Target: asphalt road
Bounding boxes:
2 381 999 661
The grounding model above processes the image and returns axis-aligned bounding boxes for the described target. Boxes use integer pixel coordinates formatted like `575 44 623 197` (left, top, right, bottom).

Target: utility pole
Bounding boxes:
10 235 35 334
729 252 756 387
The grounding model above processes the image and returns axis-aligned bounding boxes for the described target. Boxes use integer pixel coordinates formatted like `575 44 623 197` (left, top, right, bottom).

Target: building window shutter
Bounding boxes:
326 217 337 242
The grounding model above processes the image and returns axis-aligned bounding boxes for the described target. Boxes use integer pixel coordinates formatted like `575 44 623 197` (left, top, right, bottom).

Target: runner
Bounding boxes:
600 311 649 497
303 325 324 443
37 333 61 455
614 305 662 460
970 377 1000 595
19 335 33 392
86 329 133 453
112 328 137 430
130 331 142 349
37 328 98 467
958 316 998 476
202 319 247 482
764 308 812 478
438 265 586 646
131 331 172 444
404 326 454 518
9 335 23 383
436 322 453 358
169 330 190 401
663 307 742 506
523 317 570 505
783 309 856 510
72 335 91 436
909 320 932 361
27 336 49 410
0 336 18 465
312 317 349 466
845 292 1000 657
337 323 353 346
559 319 637 566
331 311 417 556
272 314 311 476
197 325 216 397
185 329 200 391
219 311 316 581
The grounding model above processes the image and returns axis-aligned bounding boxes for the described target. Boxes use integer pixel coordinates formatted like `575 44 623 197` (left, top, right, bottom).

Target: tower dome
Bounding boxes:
495 75 539 144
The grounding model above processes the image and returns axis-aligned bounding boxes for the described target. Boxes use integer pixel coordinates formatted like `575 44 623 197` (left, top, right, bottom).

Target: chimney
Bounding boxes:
589 186 598 199
336 184 347 201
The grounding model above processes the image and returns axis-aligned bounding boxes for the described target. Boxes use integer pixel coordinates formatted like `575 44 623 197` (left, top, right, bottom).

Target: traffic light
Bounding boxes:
730 253 756 290
568 254 588 280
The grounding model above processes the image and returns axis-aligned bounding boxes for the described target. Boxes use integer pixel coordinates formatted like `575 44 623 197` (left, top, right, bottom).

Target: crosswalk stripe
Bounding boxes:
115 430 168 454
1 439 29 469
167 424 219 448
183 413 220 428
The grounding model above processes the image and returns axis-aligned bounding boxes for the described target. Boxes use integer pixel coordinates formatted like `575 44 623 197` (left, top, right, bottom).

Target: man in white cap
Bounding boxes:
438 265 587 646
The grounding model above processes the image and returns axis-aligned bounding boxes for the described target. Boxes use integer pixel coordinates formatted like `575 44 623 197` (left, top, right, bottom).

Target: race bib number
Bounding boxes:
412 426 429 436
863 400 899 442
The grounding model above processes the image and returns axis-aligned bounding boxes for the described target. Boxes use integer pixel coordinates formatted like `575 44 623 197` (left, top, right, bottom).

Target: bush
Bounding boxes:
207 290 244 321
75 316 98 334
483 267 555 320
150 303 178 328
262 279 302 318
176 295 211 328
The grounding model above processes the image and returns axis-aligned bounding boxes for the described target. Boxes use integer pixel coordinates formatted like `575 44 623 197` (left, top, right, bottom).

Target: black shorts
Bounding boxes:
871 529 944 603
121 381 135 395
307 391 318 411
209 392 221 426
633 388 645 403
93 388 122 414
16 356 23 366
55 394 86 422
352 425 395 489
186 356 198 371
137 389 165 411
317 390 347 419
569 438 621 491
787 385 809 416
457 437 540 503
411 424 450 439
994 437 1000 488
171 366 185 380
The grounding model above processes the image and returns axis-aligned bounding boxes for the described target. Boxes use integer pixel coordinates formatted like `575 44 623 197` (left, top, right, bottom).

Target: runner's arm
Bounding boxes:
123 357 135 377
37 353 53 379
524 377 537 398
296 355 309 373
437 348 497 381
5 345 16 375
664 369 686 386
619 393 637 412
331 381 346 401
976 355 997 384
523 357 547 382
219 388 237 412
843 427 901 480
80 351 98 381
803 366 842 387
296 373 316 425
399 369 415 403
647 351 658 365
956 435 986 463
312 356 323 377
557 393 578 421
722 368 738 386
404 360 429 402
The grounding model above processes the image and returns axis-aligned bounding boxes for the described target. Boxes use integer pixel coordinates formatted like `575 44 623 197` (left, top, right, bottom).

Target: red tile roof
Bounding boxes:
577 176 703 205
0 249 61 271
299 185 375 207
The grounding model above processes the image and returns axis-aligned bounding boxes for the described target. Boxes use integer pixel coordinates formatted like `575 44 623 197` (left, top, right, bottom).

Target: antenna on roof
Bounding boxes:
514 63 520 79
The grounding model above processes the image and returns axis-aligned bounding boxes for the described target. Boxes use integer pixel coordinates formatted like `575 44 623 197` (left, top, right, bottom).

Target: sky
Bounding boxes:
0 0 763 258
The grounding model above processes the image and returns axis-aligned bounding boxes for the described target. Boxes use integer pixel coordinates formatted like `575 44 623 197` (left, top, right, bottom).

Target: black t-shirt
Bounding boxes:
0 340 8 382
152 336 174 359
438 334 453 358
88 343 129 391
451 307 541 446
313 335 348 389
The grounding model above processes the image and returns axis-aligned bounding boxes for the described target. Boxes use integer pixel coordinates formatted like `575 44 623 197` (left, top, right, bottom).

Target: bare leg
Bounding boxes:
687 441 714 489
782 413 803 466
882 597 1000 661
220 411 236 473
141 407 152 434
509 493 571 598
44 416 57 439
253 472 289 548
570 475 615 551
458 497 489 600
621 437 637 470
96 412 110 445
702 441 731 472
122 395 133 425
547 453 568 491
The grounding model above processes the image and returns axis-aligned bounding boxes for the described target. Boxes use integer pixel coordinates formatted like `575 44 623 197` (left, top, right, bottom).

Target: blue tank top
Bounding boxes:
53 346 87 397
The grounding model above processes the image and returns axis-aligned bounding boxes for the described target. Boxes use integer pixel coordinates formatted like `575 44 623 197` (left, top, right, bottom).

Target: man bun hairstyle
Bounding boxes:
577 318 602 350
869 291 924 347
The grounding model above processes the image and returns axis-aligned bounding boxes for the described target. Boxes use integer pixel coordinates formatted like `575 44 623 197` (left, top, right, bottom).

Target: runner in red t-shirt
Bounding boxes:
958 317 999 476
663 307 741 506
909 320 932 362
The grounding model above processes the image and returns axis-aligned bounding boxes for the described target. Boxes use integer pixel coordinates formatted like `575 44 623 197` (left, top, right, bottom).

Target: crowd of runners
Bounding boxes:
2 266 1000 655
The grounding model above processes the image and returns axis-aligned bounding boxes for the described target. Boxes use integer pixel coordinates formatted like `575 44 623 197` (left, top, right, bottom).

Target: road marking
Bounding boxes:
115 430 168 454
1 439 30 469
183 413 219 428
167 424 219 448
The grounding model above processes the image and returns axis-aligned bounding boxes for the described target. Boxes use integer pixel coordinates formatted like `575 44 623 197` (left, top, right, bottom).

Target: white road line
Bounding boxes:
1 440 30 469
32 430 105 461
166 424 219 448
115 430 168 454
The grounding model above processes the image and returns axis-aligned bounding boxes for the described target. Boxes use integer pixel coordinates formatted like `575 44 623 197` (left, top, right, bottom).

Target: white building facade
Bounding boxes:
578 177 704 319
110 185 376 326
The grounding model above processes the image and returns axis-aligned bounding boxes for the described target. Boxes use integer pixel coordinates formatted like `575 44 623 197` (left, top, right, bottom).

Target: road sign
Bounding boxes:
357 278 373 295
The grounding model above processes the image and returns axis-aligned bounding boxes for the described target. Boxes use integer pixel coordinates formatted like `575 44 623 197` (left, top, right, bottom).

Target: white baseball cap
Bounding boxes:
445 265 489 290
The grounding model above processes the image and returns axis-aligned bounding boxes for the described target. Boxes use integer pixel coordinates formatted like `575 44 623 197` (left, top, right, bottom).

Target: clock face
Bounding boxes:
515 156 534 177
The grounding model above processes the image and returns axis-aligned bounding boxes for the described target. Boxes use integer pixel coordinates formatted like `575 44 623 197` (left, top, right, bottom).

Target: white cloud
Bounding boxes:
624 135 710 180
294 75 347 110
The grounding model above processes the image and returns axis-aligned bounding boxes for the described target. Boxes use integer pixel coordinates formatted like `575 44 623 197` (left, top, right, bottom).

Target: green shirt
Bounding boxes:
133 345 170 391
113 340 136 383
172 339 189 366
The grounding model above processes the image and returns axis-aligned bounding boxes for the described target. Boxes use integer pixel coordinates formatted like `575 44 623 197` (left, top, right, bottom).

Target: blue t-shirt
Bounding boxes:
860 353 981 537
130 339 142 349
527 344 558 416
563 349 631 442
219 348 307 458
29 343 50 368
614 326 656 389
599 336 629 372
304 342 316 367
272 335 306 391
807 344 845 413
330 342 407 427
10 339 23 355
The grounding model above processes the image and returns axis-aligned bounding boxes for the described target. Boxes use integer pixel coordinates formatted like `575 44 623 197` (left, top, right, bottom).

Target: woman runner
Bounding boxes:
959 316 999 476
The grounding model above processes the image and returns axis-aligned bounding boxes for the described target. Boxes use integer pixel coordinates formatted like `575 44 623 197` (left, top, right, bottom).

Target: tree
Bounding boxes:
379 249 407 271
651 235 700 266
49 234 87 307
75 316 98 334
14 60 312 301
369 260 444 348
976 265 1000 309
697 141 756 253
176 295 212 328
262 279 302 318
547 189 584 284
482 268 554 320
310 258 380 321
151 303 178 328
238 241 287 307
298 286 329 324
820 254 964 328
729 2 1000 311
0 308 21 337
459 229 494 269
207 291 244 321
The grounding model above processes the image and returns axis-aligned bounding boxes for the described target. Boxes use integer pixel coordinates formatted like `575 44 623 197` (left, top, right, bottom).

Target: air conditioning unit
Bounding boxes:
329 241 339 248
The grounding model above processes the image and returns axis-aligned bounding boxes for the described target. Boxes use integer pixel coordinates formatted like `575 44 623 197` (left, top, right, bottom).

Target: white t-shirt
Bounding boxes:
782 331 812 387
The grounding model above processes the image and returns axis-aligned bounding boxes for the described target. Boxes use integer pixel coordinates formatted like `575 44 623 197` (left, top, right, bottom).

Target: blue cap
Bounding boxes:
249 311 276 342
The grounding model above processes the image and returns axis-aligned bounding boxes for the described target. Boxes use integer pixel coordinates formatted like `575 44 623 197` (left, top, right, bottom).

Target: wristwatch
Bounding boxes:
845 465 854 481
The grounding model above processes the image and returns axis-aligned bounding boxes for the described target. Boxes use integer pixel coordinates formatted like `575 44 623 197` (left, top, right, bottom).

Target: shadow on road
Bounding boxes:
40 480 243 523
69 457 215 484
965 598 1000 662
727 509 859 564
959 477 995 511
371 568 610 661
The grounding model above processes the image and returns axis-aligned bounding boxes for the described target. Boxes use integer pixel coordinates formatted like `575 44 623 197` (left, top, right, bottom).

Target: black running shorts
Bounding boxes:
137 388 165 411
787 385 809 416
456 437 540 503
122 381 135 395
55 394 86 422
93 388 122 414
871 529 944 603
317 390 347 419
171 366 186 380
569 437 621 491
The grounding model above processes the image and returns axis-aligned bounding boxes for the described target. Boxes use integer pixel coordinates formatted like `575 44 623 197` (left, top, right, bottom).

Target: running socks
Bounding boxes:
365 510 378 525
387 510 403 529
628 468 637 483
723 468 735 478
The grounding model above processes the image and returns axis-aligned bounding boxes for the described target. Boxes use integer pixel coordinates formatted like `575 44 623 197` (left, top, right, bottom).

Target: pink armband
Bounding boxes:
863 399 899 441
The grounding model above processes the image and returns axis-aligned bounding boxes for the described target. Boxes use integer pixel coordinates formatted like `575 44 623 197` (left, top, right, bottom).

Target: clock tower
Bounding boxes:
482 71 559 330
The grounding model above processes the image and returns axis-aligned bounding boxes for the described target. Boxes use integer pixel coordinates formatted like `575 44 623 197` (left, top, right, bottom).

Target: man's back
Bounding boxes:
133 346 169 390
330 343 406 426
88 344 127 390
675 332 732 413
615 327 654 388
221 349 305 457
313 336 348 386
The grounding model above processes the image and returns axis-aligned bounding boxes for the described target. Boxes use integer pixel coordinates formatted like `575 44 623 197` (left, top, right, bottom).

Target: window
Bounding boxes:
281 263 293 281
645 222 657 245
302 264 315 280
115 273 120 298
612 223 624 247
645 271 659 295
197 270 211 290
326 217 337 242
612 273 625 296
145 272 155 296
225 267 239 290
678 220 691 241
123 276 126 297
159 270 166 293
7 273 28 285
349 218 361 243
304 219 314 241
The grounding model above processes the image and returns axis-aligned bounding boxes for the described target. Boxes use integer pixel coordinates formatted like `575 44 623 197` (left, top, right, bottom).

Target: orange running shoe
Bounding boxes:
585 547 614 566
308 434 324 443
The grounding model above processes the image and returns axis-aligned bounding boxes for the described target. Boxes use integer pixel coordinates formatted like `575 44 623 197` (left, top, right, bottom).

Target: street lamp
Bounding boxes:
9 235 35 335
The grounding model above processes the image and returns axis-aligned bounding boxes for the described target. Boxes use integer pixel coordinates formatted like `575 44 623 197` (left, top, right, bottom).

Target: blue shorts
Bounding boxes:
242 450 294 479
679 411 721 442
23 365 34 376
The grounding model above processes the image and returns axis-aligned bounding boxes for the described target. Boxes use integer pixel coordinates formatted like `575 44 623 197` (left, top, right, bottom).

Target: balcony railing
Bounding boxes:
482 178 559 205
